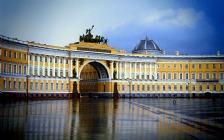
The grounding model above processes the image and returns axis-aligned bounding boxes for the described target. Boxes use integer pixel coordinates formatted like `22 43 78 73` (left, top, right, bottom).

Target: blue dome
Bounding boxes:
132 36 163 55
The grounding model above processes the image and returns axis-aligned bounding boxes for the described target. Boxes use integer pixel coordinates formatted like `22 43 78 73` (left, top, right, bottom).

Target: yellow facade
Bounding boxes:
0 36 223 98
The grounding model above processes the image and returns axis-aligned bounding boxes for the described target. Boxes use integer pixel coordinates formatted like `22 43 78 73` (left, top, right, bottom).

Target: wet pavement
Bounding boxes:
0 98 224 140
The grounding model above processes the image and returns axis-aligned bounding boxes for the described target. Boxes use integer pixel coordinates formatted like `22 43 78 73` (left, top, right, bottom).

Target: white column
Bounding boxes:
150 63 152 79
37 55 40 75
111 61 114 79
144 63 147 79
129 62 132 79
63 58 66 77
27 54 30 75
58 57 61 77
155 63 157 79
70 58 72 77
32 55 34 75
48 56 50 76
116 61 118 79
119 62 122 79
140 62 142 79
53 57 55 76
134 62 136 79
43 55 45 76
76 58 79 78
124 62 126 79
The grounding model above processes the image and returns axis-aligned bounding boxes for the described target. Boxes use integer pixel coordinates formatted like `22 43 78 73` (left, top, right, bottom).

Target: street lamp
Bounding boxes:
127 78 132 98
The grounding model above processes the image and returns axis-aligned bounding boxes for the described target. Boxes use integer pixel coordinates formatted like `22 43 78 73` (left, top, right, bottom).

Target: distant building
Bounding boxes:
0 35 223 98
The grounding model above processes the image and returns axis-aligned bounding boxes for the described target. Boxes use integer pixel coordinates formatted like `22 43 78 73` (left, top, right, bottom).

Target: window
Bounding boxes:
55 69 58 76
50 57 52 63
19 82 21 90
162 73 166 80
3 62 6 73
213 85 216 91
51 83 54 90
206 64 209 69
55 58 58 63
4 50 7 57
24 66 27 75
212 72 216 79
14 52 17 58
206 72 210 79
9 63 12 73
30 82 33 90
30 55 32 61
147 85 150 91
180 73 183 79
40 67 43 75
19 53 22 59
180 64 182 69
45 68 48 76
40 56 42 62
163 85 165 91
66 83 69 91
174 85 177 91
168 85 171 91
206 84 209 90
199 64 202 69
152 85 155 91
142 85 145 91
220 64 223 69
45 57 48 62
60 69 63 77
46 83 48 90
168 64 170 69
56 83 58 90
14 81 16 90
192 85 195 91
220 73 223 80
66 70 68 77
199 85 202 91
168 73 171 80
19 65 22 74
185 73 189 80
192 64 195 69
192 73 195 80
40 83 43 90
157 73 160 79
13 64 17 74
174 64 176 69
50 69 53 76
137 85 140 91
185 64 188 69
8 81 11 89
180 85 182 91
24 54 26 60
35 56 37 61
213 64 216 69
186 85 188 91
9 51 12 57
157 85 160 91
221 85 223 91
3 80 6 89
24 82 26 90
0 61 1 73
199 72 202 79
61 83 64 90
34 66 37 75
35 82 38 90
60 58 63 64
66 59 68 64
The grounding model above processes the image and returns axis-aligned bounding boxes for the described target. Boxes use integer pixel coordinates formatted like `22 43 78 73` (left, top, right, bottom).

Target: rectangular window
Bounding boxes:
142 85 145 91
24 54 26 60
132 85 134 91
220 64 223 69
9 63 12 73
206 84 209 90
35 56 37 61
168 85 171 91
213 64 216 69
19 65 22 74
221 85 223 91
40 67 43 75
35 82 38 90
157 73 160 79
50 57 52 63
60 58 63 64
199 72 202 79
157 85 160 91
8 81 11 89
192 85 195 91
180 85 182 91
19 53 22 59
185 64 188 69
14 52 17 58
14 64 17 74
40 83 43 90
60 69 63 77
66 70 68 77
30 82 33 90
174 85 177 91
61 83 64 90
66 59 68 64
162 73 166 80
163 85 165 91
192 73 195 80
30 55 32 61
152 85 155 91
24 66 27 75
40 56 42 62
19 82 21 90
14 81 16 90
4 62 6 73
206 64 209 69
186 85 188 91
51 83 54 90
24 82 26 90
185 73 189 80
180 73 183 79
180 64 182 69
192 64 195 69
56 83 58 90
4 50 7 57
55 58 58 63
45 57 47 62
213 72 216 79
199 64 202 69
46 83 48 90
137 85 140 91
9 51 12 57
213 85 216 91
147 85 150 91
199 85 202 91
220 73 223 80
3 80 6 89
206 72 210 79
66 83 69 91
174 64 176 69
168 73 171 80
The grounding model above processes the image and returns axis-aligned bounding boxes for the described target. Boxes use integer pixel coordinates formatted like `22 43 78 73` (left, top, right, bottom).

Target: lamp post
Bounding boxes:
127 79 132 98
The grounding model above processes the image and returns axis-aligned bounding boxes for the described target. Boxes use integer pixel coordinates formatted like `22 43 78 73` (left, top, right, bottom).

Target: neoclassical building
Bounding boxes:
0 34 223 98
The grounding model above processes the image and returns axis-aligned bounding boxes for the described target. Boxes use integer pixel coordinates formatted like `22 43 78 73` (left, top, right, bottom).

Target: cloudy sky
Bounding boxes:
0 0 223 55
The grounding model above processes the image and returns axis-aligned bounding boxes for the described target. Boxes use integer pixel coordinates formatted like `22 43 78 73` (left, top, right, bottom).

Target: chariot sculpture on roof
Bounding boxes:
79 25 108 44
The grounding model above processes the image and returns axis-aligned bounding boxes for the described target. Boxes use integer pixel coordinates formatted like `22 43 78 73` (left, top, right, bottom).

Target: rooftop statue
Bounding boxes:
79 25 108 44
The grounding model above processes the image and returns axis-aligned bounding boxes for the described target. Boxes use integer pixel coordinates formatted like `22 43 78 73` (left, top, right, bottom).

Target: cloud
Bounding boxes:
142 8 205 28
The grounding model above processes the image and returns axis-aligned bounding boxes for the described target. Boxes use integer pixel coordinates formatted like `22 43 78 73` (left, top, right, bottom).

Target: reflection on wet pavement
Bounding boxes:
0 98 224 140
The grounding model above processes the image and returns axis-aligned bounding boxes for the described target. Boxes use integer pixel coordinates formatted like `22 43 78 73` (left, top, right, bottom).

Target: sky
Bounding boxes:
0 0 224 55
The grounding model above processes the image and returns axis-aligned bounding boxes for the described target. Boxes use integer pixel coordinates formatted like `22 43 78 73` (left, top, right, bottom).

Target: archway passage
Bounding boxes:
79 61 109 95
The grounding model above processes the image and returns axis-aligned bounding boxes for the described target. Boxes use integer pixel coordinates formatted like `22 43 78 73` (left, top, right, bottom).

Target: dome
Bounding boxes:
132 36 163 55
